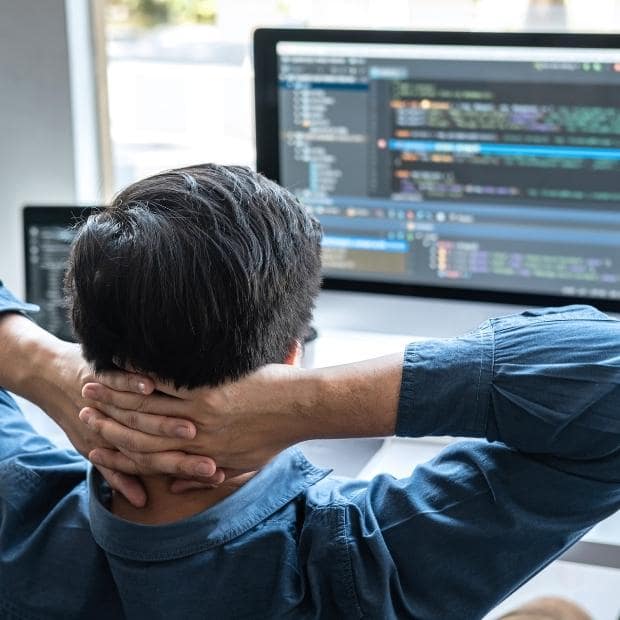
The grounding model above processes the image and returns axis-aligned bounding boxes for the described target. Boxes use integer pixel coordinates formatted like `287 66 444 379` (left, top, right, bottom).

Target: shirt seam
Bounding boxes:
95 488 304 560
491 314 612 335
471 328 486 435
454 323 493 437
475 320 495 438
339 503 364 619
394 344 417 437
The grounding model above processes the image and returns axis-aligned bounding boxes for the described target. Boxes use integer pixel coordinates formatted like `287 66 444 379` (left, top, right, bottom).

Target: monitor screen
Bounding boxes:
23 206 97 341
256 30 620 309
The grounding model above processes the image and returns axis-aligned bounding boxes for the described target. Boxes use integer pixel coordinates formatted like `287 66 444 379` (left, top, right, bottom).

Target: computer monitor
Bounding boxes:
254 29 620 312
23 206 98 340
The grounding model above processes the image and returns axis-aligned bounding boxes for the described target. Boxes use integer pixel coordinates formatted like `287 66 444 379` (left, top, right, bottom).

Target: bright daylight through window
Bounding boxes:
103 0 620 190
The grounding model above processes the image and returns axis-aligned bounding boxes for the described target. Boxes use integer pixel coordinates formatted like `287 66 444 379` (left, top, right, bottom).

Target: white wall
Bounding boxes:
0 0 76 296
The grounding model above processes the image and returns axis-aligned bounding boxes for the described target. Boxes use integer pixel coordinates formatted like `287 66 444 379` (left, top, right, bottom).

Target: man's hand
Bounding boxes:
79 353 402 492
81 364 307 491
42 341 155 506
0 313 219 505
43 341 221 497
0 313 152 506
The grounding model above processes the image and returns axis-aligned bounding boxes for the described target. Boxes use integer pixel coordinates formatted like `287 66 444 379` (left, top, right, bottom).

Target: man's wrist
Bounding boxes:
0 312 69 410
296 354 402 441
288 368 329 443
0 313 44 394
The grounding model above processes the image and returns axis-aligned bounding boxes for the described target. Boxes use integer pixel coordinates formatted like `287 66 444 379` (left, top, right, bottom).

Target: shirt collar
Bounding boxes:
88 447 331 561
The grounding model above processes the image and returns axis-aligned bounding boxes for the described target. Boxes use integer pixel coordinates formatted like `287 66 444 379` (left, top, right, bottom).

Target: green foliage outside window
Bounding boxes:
107 0 218 28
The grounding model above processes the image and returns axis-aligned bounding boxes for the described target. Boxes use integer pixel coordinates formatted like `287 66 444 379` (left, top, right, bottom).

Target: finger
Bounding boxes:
90 447 219 482
82 383 188 417
169 469 228 493
94 370 155 395
96 464 147 508
116 448 218 480
80 404 195 440
169 479 219 493
151 377 192 398
80 409 183 453
169 468 230 493
89 448 140 475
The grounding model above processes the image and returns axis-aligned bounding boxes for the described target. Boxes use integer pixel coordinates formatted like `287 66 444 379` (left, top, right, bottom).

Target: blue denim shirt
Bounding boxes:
1 282 619 620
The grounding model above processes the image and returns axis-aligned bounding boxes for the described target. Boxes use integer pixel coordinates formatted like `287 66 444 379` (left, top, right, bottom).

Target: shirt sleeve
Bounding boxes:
0 389 60 464
396 304 620 462
341 305 620 619
0 280 39 315
0 281 80 468
344 437 620 619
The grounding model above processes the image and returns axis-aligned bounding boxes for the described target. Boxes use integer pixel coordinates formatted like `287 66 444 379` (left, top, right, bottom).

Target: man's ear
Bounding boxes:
283 341 302 366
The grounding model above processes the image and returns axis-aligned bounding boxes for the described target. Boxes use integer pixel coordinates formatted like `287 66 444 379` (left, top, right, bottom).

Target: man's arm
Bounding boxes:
339 305 620 616
0 306 155 506
82 304 620 615
0 282 220 497
83 305 620 478
81 352 402 479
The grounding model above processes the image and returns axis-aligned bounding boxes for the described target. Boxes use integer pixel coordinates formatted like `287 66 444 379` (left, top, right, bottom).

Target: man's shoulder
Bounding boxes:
0 389 92 583
0 463 114 620
0 452 88 514
0 416 111 616
0 388 84 465
0 387 88 511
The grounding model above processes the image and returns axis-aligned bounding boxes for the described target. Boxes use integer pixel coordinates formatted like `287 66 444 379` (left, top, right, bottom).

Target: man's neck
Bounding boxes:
111 473 257 525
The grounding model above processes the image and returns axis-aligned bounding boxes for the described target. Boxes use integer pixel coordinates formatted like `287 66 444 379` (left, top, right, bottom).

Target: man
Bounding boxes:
1 164 619 619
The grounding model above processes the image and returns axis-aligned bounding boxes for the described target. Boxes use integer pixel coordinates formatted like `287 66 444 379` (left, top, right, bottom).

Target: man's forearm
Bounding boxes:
0 309 153 507
0 312 88 432
0 312 60 401
299 353 403 441
78 352 404 476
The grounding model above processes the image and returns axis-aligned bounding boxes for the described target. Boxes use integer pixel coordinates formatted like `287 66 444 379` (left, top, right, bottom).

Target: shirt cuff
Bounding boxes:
395 322 494 439
0 281 39 315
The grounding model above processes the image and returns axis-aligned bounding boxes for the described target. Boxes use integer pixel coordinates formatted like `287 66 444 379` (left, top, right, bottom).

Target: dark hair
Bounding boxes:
65 164 322 388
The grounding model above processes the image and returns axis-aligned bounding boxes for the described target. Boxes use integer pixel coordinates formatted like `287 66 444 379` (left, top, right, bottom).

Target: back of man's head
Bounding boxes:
65 164 322 388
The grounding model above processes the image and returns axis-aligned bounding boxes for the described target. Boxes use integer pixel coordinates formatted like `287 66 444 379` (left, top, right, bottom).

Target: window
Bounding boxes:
102 0 620 191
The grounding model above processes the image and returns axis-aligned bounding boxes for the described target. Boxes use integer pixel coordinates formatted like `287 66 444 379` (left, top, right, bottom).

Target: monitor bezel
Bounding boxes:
254 28 620 311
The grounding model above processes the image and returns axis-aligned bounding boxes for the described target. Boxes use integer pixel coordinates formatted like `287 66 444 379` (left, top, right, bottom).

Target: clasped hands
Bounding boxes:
0 312 319 508
79 364 306 507
1 312 397 508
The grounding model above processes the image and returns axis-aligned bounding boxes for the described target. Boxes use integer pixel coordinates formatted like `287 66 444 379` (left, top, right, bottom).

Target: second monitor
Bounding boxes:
24 206 97 340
